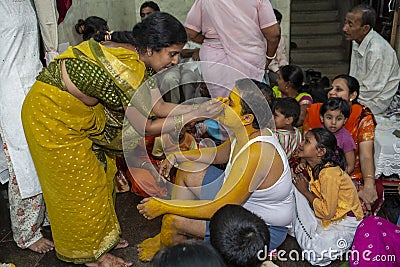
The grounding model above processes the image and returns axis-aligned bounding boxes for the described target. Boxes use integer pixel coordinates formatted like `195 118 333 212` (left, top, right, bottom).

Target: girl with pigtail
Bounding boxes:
291 127 363 266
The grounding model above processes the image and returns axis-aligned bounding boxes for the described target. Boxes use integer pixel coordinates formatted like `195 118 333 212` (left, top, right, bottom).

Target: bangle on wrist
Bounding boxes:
364 174 375 179
266 53 276 60
174 114 183 133
172 154 179 168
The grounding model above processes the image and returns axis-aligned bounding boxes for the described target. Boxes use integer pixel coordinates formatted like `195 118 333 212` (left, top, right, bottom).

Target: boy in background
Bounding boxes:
272 98 301 159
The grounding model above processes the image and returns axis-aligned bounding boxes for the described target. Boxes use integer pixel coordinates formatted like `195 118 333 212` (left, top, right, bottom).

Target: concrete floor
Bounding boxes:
0 190 346 267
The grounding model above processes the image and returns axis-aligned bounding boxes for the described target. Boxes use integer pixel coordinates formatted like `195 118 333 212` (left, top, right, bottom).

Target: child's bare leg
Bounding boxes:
171 162 207 200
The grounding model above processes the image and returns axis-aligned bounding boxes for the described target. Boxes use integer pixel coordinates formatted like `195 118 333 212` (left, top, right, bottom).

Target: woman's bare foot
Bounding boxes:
85 253 132 267
113 238 129 250
27 237 54 253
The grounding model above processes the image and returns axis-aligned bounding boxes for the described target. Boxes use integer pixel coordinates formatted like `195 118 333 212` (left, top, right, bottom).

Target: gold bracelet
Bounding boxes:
174 114 183 132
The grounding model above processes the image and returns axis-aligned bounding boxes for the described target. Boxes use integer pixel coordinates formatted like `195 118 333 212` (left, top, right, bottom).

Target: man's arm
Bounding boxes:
261 23 281 67
138 143 272 219
185 27 205 44
355 50 400 114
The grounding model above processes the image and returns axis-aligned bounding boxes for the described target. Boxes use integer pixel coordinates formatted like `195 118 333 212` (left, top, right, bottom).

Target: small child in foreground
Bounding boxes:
291 128 363 266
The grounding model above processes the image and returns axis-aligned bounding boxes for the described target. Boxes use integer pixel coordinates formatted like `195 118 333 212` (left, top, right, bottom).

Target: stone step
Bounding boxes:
296 62 350 81
292 0 336 11
291 34 343 49
291 10 339 23
292 21 341 35
291 48 346 63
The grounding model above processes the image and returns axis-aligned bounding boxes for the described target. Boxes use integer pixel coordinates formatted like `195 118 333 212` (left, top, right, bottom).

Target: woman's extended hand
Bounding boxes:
194 99 224 120
158 153 177 181
137 197 165 220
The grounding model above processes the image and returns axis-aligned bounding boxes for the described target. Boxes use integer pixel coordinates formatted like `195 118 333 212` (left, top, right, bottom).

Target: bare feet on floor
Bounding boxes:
27 237 54 253
85 253 132 267
137 234 161 262
113 238 129 250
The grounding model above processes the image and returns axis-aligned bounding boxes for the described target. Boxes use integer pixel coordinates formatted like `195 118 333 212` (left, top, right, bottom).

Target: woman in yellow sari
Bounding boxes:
21 12 222 267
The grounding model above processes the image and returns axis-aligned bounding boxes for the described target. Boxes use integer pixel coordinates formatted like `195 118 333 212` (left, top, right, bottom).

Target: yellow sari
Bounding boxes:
21 40 146 263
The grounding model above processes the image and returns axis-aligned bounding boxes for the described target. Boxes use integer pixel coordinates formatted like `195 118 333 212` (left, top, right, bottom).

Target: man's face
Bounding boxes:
343 9 370 44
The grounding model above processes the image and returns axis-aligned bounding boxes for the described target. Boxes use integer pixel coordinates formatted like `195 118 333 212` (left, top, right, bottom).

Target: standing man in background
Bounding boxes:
344 3 400 115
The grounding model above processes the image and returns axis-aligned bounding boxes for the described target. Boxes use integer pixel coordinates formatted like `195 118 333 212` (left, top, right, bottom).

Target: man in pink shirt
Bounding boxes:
185 0 280 98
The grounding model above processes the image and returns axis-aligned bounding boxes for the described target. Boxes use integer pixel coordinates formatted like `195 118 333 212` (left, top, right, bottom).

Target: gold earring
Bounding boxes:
147 50 153 56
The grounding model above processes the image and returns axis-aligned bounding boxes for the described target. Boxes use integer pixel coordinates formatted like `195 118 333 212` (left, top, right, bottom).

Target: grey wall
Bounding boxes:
58 0 291 51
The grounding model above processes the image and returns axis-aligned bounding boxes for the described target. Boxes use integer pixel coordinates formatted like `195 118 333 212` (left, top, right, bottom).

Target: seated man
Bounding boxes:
136 78 294 261
344 4 400 115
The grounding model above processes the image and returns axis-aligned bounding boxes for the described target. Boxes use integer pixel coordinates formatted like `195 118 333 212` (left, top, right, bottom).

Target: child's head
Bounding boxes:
250 79 275 108
151 239 226 267
273 9 283 24
272 98 300 130
299 128 346 178
210 204 270 267
319 97 350 133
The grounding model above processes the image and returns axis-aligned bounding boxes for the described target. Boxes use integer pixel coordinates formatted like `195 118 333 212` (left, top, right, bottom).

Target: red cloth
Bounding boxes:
127 167 167 198
57 0 72 24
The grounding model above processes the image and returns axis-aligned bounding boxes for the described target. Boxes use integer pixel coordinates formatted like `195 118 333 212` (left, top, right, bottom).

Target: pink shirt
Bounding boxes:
185 0 277 39
184 0 278 96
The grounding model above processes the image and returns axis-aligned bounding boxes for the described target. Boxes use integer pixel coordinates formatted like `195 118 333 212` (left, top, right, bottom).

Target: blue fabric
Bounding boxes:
268 225 288 251
204 119 223 141
200 166 287 250
200 165 224 200
200 165 224 242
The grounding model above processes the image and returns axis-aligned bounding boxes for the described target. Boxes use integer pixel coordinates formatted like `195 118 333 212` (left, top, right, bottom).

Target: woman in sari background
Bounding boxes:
303 74 383 215
22 12 221 267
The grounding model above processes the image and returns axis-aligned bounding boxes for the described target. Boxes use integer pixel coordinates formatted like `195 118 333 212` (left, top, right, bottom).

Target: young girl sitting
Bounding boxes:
319 97 356 174
291 128 363 266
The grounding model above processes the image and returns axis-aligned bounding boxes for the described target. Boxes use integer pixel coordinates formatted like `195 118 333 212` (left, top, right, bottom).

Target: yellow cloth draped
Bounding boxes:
21 41 147 263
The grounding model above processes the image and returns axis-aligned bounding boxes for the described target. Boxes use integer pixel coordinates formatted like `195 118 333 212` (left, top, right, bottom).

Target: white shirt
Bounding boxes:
349 30 400 115
0 0 43 198
225 135 294 227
